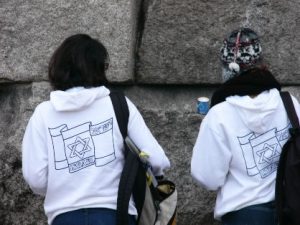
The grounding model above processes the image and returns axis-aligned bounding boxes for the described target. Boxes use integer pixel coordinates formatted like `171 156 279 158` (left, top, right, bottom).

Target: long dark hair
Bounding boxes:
48 34 109 91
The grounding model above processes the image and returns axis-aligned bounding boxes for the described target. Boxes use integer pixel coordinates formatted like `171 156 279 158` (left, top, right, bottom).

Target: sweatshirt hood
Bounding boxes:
226 88 281 133
50 86 110 111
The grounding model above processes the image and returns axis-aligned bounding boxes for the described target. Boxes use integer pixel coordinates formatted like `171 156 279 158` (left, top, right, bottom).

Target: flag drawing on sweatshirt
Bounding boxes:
238 124 290 178
49 118 115 173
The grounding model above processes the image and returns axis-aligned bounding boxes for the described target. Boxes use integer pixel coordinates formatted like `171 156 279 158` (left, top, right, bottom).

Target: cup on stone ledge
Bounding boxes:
197 97 210 115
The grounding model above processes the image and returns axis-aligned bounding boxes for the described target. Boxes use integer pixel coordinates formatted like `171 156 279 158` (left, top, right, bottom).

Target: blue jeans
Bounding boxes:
221 202 277 225
52 208 136 225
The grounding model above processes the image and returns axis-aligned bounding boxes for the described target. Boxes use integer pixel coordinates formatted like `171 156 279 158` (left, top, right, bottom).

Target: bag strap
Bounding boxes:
276 91 300 223
280 92 300 130
110 91 129 140
109 91 140 225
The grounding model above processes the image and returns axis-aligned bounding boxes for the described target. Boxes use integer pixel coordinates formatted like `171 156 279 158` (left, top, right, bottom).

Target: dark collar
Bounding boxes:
210 68 281 107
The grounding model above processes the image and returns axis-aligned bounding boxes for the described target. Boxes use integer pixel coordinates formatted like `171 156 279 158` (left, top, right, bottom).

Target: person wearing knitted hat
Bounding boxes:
191 28 300 225
220 28 263 82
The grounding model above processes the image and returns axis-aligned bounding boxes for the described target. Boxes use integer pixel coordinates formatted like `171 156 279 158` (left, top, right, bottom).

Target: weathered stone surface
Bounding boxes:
137 0 300 84
1 2 300 225
0 0 139 83
124 86 219 225
0 83 47 225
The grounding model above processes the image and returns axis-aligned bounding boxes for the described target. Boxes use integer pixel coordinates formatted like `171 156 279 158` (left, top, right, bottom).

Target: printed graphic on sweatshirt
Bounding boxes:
49 118 115 173
238 124 290 178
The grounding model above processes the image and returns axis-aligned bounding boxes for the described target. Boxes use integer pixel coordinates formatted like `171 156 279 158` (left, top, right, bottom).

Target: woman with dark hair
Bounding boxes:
22 34 170 225
48 33 109 91
191 28 300 225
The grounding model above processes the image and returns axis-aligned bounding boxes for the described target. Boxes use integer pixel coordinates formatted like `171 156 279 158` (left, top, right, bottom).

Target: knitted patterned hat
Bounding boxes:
220 28 262 82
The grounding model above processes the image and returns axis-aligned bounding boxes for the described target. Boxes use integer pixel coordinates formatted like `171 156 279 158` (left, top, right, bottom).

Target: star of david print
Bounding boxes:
49 118 116 173
238 124 291 179
256 143 280 164
68 137 92 159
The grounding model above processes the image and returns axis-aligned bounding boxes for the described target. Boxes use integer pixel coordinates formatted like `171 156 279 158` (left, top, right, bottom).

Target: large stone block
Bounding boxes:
124 86 219 225
137 0 300 84
0 0 140 83
0 83 47 225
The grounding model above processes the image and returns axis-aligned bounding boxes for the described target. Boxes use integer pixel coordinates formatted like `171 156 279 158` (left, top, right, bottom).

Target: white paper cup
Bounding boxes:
197 97 210 115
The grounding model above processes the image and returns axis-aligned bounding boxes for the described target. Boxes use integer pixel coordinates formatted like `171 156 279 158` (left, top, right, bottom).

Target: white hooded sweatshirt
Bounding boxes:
22 86 170 225
191 88 300 220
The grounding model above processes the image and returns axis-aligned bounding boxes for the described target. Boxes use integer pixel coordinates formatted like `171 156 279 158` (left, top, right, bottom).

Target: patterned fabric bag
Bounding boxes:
110 92 177 225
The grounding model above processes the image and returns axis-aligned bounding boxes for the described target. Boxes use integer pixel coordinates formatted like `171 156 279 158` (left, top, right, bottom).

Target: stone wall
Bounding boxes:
0 0 299 225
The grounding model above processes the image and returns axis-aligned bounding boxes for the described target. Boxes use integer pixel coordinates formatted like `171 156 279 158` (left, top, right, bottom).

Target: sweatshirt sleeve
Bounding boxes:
22 107 48 196
191 115 232 191
126 98 170 176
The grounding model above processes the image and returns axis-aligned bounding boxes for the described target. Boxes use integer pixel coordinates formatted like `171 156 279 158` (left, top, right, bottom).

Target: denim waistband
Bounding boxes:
221 201 277 225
